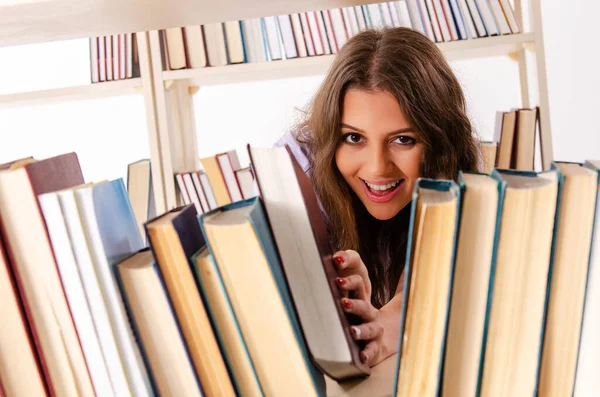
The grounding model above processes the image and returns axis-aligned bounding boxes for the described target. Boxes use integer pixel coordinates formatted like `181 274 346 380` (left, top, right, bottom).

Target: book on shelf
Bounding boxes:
157 0 522 72
90 33 140 83
2 135 600 396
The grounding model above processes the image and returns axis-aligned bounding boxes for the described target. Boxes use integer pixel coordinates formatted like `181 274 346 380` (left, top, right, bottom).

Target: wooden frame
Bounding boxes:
0 0 553 210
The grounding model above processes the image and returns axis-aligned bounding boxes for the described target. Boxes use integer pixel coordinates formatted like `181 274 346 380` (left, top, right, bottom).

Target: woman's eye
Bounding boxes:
343 133 364 144
394 136 416 145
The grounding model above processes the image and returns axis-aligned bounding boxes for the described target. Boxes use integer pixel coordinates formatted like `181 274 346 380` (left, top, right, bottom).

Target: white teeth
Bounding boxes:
365 180 401 191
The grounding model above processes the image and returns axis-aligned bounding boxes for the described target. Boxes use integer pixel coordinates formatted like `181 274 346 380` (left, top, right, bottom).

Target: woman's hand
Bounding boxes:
333 250 400 367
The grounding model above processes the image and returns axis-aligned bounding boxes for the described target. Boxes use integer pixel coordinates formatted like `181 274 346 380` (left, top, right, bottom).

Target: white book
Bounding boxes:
307 12 324 55
355 6 368 31
448 0 467 39
223 21 245 64
433 0 453 41
164 28 187 70
99 36 106 81
191 172 210 213
488 0 511 34
395 1 414 28
367 4 384 27
203 23 228 66
277 15 299 58
466 0 488 36
75 184 153 397
290 13 308 57
262 16 283 60
199 172 218 210
299 13 316 56
425 0 443 41
125 33 133 78
457 0 478 38
379 3 395 27
330 9 348 50
112 35 119 79
241 19 268 63
39 192 115 397
106 36 113 80
119 34 126 79
217 153 243 203
342 7 359 37
499 0 520 33
58 189 134 397
90 38 99 83
183 26 207 68
316 11 332 55
388 2 402 26
415 0 436 40
475 0 499 35
322 10 338 53
183 172 204 214
404 0 425 33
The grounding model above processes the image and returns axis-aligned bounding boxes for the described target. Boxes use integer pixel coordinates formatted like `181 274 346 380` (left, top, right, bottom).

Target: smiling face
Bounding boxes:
335 89 423 220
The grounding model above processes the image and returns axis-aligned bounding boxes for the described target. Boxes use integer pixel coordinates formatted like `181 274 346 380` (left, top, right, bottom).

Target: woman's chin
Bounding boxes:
364 204 403 220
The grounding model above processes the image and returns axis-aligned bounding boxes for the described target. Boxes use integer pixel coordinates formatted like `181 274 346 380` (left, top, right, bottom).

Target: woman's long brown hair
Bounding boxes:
294 27 480 307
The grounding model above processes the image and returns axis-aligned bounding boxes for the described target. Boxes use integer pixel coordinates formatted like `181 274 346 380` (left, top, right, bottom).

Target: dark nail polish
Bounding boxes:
334 256 345 266
336 277 346 286
342 299 352 310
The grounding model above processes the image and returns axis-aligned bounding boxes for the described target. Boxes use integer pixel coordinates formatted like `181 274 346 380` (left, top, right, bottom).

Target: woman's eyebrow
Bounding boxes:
340 122 414 135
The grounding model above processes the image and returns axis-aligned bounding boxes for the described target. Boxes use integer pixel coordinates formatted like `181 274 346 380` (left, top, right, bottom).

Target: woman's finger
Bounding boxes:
360 340 381 366
333 250 363 272
342 298 378 322
336 275 367 300
349 321 384 341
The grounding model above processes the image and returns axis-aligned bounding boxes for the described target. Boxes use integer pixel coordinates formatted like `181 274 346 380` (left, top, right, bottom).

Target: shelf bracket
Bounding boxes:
188 85 200 96
163 79 175 91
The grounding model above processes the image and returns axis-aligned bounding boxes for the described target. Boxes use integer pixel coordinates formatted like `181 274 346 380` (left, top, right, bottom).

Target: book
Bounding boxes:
442 172 503 397
539 162 597 396
0 231 46 396
0 153 94 397
393 179 460 397
200 198 326 396
145 205 236 396
117 249 203 397
74 179 153 397
574 160 600 396
249 144 370 380
479 168 560 397
192 247 264 397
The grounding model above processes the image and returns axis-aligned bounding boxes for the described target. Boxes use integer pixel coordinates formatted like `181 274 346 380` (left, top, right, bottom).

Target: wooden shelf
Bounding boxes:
0 78 142 109
0 0 384 48
162 33 535 87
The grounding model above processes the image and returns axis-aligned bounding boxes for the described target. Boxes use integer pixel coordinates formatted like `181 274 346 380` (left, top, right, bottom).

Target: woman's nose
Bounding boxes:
368 146 393 176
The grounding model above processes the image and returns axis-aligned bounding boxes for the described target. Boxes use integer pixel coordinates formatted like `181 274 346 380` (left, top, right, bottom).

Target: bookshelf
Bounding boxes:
0 0 553 216
0 0 558 395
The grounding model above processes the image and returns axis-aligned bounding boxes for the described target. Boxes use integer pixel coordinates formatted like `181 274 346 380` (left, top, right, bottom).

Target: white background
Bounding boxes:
0 0 597 182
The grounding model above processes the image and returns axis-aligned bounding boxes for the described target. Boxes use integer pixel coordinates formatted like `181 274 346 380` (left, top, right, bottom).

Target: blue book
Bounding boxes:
199 197 327 396
476 167 562 397
74 179 155 396
392 178 461 397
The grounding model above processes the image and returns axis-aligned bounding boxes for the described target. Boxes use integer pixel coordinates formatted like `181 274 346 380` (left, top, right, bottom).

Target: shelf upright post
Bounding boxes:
136 31 168 214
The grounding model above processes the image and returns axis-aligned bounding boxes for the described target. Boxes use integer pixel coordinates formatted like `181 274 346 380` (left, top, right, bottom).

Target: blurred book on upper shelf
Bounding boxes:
89 33 140 83
157 0 521 71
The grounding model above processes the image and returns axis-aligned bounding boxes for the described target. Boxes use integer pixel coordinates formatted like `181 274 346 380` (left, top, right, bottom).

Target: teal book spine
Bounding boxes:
199 197 326 396
470 171 506 397
392 178 461 396
190 247 265 397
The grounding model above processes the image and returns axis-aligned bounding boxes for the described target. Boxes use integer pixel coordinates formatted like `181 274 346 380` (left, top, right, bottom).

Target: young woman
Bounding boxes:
276 27 480 367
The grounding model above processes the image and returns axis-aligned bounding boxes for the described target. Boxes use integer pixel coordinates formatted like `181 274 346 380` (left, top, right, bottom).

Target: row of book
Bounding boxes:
1 143 599 397
161 0 521 70
89 34 140 83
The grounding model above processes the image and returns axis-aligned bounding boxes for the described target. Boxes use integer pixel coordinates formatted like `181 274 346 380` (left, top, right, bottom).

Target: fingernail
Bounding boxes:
342 298 352 310
334 256 345 266
361 352 369 363
351 326 361 339
336 277 346 286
